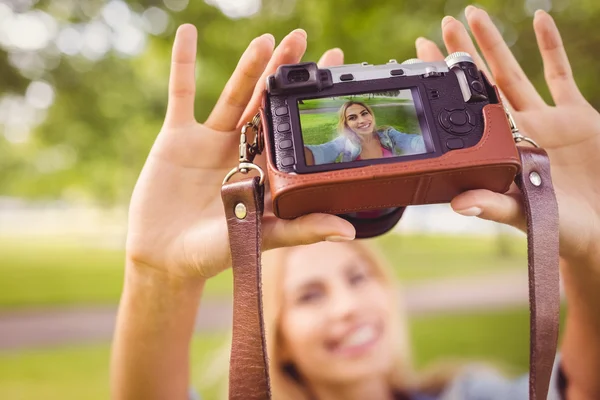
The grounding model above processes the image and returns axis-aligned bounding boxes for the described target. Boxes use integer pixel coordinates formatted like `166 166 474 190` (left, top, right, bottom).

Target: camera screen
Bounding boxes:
298 89 429 166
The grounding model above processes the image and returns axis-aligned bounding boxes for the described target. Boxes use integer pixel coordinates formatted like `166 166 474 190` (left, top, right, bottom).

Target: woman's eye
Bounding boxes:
361 111 368 116
349 272 368 286
348 116 356 121
297 289 323 304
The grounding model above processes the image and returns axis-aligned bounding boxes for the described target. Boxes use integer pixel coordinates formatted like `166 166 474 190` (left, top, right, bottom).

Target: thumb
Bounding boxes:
262 213 356 250
451 188 527 232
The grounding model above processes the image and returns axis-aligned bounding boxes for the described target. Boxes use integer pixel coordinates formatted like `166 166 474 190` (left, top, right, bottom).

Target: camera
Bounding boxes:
260 53 521 237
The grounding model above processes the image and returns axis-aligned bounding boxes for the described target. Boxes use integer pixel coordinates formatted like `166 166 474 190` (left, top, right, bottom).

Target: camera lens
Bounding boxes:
287 68 310 83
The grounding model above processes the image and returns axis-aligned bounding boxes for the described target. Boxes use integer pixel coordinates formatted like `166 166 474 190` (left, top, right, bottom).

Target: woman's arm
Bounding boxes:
386 128 426 154
304 146 315 165
417 7 600 398
110 25 353 400
304 136 346 164
111 265 205 400
558 256 600 400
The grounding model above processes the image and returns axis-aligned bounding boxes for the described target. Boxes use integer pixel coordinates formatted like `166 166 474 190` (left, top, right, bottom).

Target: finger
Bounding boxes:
415 37 445 62
465 6 546 111
238 29 308 127
318 47 344 67
262 213 356 250
441 15 494 84
204 33 276 132
165 24 198 127
533 10 585 106
451 187 526 232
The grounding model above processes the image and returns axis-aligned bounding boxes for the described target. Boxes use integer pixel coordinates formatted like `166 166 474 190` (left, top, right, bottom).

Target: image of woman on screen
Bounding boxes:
304 101 426 166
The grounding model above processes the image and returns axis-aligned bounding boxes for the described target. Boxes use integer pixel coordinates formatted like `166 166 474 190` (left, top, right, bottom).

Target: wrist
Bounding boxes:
560 243 600 277
123 259 206 301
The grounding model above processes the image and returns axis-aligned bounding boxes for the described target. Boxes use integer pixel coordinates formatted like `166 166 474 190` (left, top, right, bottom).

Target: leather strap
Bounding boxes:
221 177 271 400
516 147 560 399
222 147 559 400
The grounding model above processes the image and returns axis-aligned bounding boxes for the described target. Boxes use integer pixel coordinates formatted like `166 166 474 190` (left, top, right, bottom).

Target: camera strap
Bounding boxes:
221 146 559 400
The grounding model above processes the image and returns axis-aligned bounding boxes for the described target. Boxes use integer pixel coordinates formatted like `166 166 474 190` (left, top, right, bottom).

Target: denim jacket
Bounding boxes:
305 127 426 164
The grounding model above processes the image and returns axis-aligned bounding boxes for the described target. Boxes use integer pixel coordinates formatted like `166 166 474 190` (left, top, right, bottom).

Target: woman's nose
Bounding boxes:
327 285 361 321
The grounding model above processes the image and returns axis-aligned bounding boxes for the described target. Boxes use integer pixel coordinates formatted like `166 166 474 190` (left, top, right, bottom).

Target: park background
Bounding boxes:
0 0 592 398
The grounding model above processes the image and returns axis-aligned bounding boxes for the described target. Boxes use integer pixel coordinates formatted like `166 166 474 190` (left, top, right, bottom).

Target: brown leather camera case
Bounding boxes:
262 100 521 219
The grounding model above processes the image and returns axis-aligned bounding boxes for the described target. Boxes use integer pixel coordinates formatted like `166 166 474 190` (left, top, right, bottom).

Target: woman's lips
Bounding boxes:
326 322 381 357
357 122 371 130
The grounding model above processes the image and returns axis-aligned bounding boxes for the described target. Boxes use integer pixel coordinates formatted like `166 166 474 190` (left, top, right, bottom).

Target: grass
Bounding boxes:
0 234 527 309
0 307 565 400
298 95 422 146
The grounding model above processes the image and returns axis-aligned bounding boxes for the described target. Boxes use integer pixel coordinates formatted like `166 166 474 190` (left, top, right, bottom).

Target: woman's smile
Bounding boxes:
326 321 383 358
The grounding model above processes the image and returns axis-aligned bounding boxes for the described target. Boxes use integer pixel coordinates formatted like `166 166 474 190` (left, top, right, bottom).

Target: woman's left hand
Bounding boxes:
416 8 600 268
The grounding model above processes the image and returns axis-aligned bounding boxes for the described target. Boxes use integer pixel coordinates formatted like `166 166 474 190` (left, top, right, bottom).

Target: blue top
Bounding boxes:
305 127 426 164
419 355 565 400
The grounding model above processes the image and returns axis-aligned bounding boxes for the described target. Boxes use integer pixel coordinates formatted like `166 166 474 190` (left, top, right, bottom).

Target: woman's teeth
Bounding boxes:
338 325 377 349
357 123 371 129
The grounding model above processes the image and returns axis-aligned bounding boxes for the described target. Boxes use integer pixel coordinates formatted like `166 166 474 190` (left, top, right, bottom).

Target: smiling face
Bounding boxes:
277 241 396 385
344 104 375 136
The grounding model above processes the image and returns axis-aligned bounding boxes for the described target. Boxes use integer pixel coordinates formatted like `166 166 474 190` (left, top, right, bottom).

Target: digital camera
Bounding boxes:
259 53 521 237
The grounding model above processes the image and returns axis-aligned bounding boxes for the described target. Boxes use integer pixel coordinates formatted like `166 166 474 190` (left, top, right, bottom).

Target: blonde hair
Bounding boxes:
337 101 377 141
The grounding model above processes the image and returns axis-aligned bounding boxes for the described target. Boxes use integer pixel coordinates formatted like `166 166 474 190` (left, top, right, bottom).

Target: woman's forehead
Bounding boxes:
345 104 367 116
283 243 366 289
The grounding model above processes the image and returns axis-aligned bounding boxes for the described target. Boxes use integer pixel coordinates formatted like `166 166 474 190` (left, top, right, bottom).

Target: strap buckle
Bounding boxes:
505 106 539 148
223 113 265 185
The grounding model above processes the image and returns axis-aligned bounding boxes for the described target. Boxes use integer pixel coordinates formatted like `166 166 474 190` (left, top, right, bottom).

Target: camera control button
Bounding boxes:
471 80 484 93
275 106 289 116
465 108 476 126
439 108 475 135
438 111 452 129
281 156 295 167
467 67 479 79
277 123 291 132
446 138 465 150
279 139 293 150
390 69 405 76
449 111 467 126
340 73 354 81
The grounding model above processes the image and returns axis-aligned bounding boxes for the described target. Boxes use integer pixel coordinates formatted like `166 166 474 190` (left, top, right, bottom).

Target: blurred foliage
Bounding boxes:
0 0 598 204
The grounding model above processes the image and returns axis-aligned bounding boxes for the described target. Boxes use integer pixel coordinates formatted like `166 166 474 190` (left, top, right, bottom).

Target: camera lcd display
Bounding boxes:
298 89 430 166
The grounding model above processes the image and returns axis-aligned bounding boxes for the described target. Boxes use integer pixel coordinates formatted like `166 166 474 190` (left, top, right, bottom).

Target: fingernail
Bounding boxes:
465 5 477 18
261 33 275 46
291 28 307 38
331 47 344 55
325 235 354 242
534 9 547 18
442 16 455 27
415 37 427 46
455 207 482 216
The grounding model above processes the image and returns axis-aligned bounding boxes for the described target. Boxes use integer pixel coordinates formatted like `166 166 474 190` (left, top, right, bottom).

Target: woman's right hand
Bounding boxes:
126 25 355 281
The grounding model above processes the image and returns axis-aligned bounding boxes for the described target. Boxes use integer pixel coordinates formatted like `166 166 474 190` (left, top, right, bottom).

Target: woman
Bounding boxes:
304 101 426 165
111 7 600 400
254 240 562 400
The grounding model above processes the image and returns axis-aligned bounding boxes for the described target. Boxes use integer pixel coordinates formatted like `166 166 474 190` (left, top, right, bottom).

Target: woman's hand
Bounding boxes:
126 25 354 281
416 8 600 267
